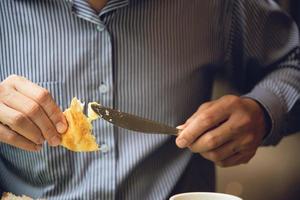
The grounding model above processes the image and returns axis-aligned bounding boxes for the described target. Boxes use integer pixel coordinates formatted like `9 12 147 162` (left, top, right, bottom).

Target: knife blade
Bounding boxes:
91 104 179 136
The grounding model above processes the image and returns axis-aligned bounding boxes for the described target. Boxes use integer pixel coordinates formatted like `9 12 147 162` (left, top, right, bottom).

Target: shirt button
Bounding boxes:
100 143 109 153
96 25 105 32
99 84 109 94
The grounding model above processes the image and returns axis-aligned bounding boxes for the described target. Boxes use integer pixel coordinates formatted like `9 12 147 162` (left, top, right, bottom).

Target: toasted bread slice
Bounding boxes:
61 98 100 152
1 192 33 200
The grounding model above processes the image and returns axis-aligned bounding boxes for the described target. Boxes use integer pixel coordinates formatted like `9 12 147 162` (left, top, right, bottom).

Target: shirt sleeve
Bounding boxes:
224 0 300 146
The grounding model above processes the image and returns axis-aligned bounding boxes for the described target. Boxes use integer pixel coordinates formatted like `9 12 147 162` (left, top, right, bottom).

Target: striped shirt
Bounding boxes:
0 0 300 199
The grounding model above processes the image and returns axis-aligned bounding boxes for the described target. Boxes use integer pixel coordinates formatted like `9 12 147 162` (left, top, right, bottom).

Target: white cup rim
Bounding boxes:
169 192 242 200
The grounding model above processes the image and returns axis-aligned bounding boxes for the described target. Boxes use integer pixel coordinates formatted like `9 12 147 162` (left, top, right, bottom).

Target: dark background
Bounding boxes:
277 0 300 27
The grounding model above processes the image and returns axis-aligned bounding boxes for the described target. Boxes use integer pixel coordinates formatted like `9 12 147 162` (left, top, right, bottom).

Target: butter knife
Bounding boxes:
91 104 180 136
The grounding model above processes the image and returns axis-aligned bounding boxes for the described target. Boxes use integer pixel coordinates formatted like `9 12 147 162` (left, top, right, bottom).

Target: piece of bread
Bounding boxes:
1 192 33 200
61 97 100 152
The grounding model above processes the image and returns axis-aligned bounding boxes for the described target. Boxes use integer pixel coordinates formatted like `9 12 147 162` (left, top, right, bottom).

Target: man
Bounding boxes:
0 0 299 199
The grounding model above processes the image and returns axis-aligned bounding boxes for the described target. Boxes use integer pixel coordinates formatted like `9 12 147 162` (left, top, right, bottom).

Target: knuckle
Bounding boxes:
0 126 16 143
30 130 44 145
181 131 200 144
5 132 18 143
207 152 221 162
0 124 5 133
0 85 5 94
6 74 19 81
185 117 193 124
1 90 13 102
230 123 243 132
36 88 50 103
25 103 42 117
48 106 61 121
43 126 56 140
221 94 235 100
33 137 44 145
10 113 26 126
199 102 212 110
231 116 252 132
244 134 255 145
199 113 214 126
206 135 219 149
5 75 26 84
241 115 252 126
190 131 201 141
2 75 25 88
226 95 241 106
227 123 237 133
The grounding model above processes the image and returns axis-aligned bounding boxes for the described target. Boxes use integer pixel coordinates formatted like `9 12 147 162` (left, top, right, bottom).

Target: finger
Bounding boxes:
176 112 199 130
0 103 44 145
177 101 216 129
0 123 42 151
2 90 61 146
188 117 239 153
199 139 241 162
216 151 256 167
176 124 188 130
6 75 67 133
176 102 229 148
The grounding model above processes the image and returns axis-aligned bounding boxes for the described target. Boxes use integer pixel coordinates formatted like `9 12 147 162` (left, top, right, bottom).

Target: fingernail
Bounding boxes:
50 135 61 146
56 122 67 134
176 138 188 148
176 125 185 130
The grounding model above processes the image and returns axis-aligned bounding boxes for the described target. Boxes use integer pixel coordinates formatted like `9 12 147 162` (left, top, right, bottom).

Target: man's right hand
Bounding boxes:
0 75 68 151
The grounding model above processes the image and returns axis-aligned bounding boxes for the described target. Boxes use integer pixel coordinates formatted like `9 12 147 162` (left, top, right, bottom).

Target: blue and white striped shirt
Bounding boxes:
0 0 300 199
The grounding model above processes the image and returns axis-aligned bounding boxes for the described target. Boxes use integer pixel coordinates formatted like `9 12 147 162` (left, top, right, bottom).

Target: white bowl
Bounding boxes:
169 192 242 200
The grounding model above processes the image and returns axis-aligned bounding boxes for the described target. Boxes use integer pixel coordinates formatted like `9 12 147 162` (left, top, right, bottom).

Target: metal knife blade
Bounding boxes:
91 104 179 136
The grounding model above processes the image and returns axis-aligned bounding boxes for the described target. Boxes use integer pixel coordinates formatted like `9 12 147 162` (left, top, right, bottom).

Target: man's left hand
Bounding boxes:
176 95 268 167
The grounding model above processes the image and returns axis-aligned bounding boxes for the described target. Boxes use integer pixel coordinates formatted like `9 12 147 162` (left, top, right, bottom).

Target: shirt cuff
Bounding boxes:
243 86 286 146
